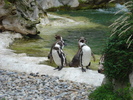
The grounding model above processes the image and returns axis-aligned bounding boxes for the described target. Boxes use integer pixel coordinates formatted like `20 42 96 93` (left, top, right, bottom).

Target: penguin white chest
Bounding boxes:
52 49 62 66
81 46 91 66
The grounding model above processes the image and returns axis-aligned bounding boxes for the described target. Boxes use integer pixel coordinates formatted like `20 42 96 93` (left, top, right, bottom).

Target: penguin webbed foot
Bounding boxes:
86 66 90 69
54 66 59 70
86 62 91 69
58 66 63 71
81 67 86 72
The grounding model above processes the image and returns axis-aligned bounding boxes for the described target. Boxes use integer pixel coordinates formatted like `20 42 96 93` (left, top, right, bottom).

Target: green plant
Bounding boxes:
1 99 6 100
115 86 132 100
104 0 133 82
89 1 133 100
89 83 132 100
109 0 133 48
130 87 133 99
89 83 119 100
104 33 133 82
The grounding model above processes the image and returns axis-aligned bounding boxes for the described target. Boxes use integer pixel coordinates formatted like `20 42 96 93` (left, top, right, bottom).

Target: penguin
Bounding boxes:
69 37 95 70
52 41 67 71
78 37 92 72
48 35 65 62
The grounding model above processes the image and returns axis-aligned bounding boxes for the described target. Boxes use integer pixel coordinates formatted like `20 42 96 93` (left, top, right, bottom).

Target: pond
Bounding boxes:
10 9 121 69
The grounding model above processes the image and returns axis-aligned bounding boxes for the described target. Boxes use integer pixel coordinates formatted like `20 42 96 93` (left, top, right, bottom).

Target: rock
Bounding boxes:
68 0 79 7
129 71 133 87
40 0 79 9
0 94 7 99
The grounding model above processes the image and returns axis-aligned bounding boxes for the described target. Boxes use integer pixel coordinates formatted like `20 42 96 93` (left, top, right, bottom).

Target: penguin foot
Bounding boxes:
86 62 91 69
54 66 59 70
58 67 63 71
82 68 86 72
86 66 90 69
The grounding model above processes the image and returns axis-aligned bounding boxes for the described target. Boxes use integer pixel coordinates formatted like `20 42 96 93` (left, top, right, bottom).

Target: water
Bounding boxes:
97 3 128 14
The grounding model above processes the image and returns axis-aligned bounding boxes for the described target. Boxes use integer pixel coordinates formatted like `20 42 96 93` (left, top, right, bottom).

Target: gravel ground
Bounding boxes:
0 69 96 100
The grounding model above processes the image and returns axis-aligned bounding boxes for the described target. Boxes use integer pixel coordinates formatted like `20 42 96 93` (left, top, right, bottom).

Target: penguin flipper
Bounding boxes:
55 50 66 71
79 50 83 67
58 51 66 66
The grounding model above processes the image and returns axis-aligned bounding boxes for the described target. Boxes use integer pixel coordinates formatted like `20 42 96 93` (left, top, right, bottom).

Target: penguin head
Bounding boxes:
78 37 86 47
55 35 62 41
55 35 66 47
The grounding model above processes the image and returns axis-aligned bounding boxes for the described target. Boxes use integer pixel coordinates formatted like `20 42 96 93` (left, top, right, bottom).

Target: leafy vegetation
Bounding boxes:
89 83 132 100
89 0 133 99
104 0 133 82
104 33 133 81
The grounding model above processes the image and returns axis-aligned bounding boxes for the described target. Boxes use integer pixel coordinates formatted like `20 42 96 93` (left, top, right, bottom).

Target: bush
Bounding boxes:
116 86 132 100
104 32 133 82
89 83 116 100
89 83 132 100
104 0 133 82
89 1 133 100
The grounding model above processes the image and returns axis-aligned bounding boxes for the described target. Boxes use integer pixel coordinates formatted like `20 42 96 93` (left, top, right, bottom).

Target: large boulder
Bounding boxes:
39 0 62 9
2 15 37 35
68 0 79 7
0 0 45 35
39 0 79 9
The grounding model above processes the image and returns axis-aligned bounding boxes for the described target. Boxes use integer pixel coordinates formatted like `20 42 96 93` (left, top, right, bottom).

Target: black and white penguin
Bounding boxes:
52 41 67 71
48 35 65 62
69 37 95 70
78 37 92 72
